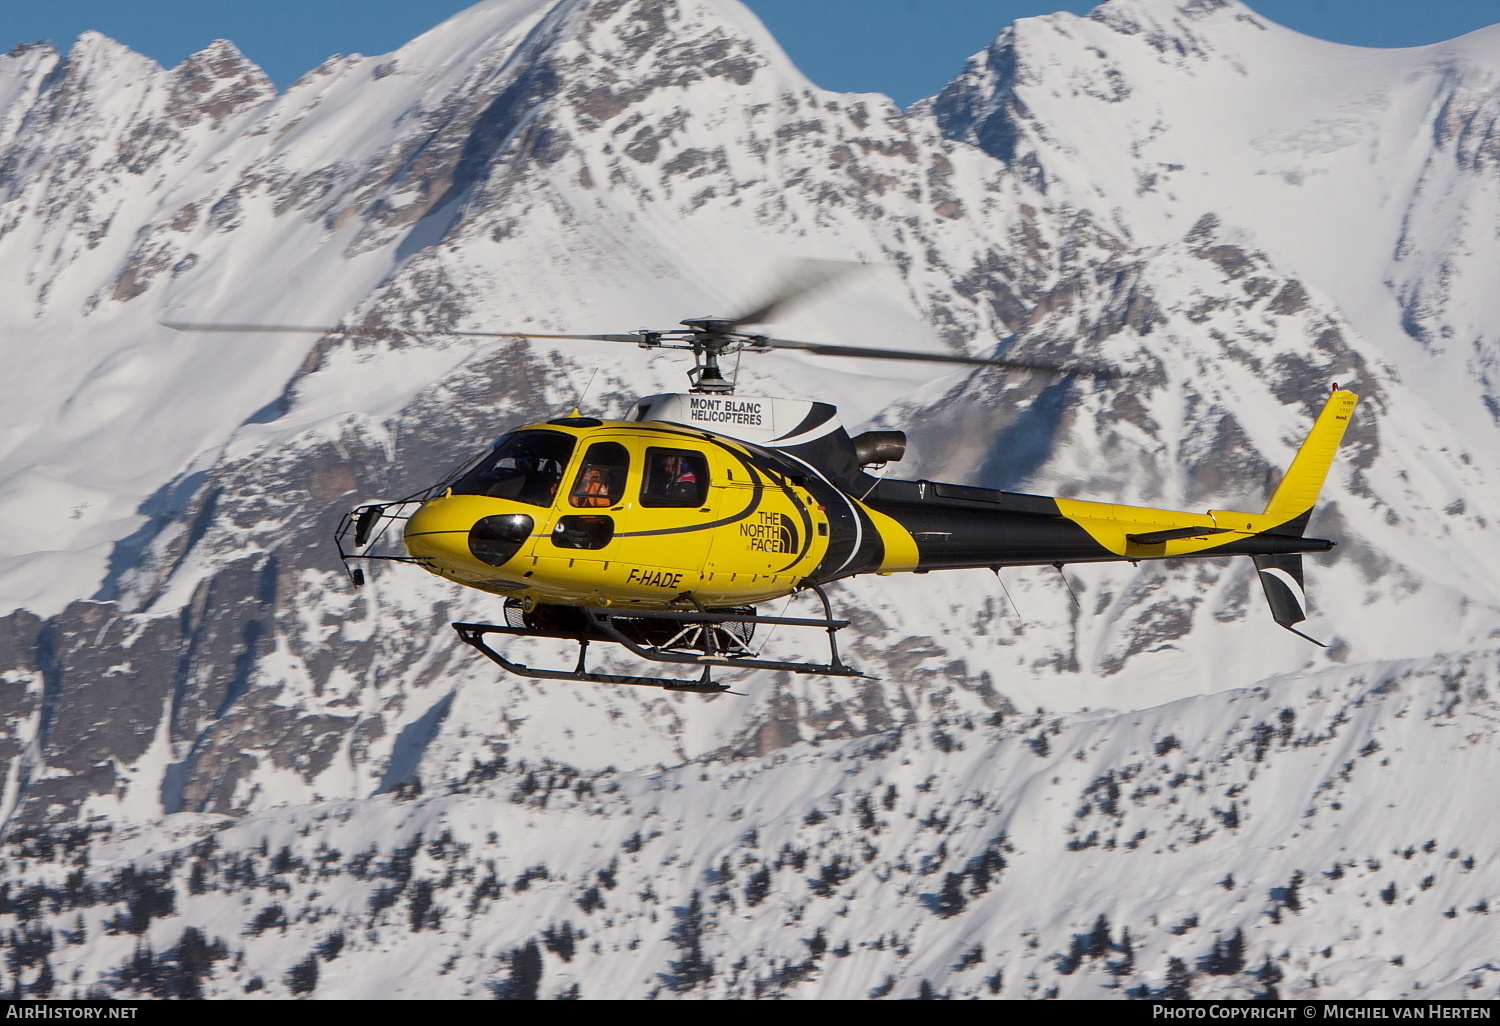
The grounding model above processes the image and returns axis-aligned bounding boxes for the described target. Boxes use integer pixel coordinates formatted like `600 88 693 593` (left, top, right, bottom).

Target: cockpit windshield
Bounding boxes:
450 430 576 507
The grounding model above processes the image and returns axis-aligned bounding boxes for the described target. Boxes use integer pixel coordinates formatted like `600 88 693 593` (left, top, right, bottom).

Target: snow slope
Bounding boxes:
6 650 1500 999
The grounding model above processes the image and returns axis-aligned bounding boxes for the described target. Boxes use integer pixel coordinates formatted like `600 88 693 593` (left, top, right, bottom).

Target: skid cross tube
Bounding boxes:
584 610 866 677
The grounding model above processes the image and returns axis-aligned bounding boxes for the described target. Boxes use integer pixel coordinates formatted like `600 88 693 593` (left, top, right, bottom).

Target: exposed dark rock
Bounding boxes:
1266 280 1308 315
165 40 274 129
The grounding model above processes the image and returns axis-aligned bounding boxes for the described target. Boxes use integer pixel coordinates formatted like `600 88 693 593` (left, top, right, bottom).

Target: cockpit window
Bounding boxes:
450 430 576 507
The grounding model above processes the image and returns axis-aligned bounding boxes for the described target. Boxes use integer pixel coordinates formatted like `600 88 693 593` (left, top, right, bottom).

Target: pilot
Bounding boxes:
513 451 561 500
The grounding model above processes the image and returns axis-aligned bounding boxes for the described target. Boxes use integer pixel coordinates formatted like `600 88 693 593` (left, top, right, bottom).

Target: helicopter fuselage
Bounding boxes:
398 398 1347 614
401 416 900 609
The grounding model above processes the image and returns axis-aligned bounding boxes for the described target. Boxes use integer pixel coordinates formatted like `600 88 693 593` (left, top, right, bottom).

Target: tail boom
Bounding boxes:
846 389 1358 579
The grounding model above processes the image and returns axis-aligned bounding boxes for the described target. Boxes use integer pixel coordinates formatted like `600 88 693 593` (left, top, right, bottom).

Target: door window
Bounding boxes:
551 515 614 550
568 442 630 508
641 448 709 507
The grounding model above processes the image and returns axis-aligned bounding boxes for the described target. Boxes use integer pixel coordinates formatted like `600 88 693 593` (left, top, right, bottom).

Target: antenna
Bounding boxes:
993 567 1024 628
1053 563 1080 610
572 367 601 414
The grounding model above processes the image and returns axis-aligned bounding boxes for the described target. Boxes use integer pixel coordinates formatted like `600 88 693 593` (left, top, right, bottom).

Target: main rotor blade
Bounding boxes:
161 321 652 344
754 336 1132 379
160 320 1129 378
163 321 367 334
438 330 651 343
728 259 864 328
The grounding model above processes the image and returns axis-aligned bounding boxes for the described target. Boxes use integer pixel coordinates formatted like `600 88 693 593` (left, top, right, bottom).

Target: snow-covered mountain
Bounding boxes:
0 0 1497 999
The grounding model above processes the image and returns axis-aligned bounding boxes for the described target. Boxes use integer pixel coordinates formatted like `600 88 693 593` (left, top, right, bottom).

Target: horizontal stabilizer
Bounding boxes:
1126 526 1232 545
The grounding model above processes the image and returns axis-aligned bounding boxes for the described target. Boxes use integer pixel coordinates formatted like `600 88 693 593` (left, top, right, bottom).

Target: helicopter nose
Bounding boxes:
404 496 533 570
467 513 533 566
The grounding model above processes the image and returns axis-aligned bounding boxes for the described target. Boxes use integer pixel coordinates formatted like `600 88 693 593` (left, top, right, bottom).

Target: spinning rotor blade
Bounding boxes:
727 259 864 329
752 335 1132 380
163 321 370 335
162 318 1132 379
161 321 651 344
437 330 650 344
417 330 651 342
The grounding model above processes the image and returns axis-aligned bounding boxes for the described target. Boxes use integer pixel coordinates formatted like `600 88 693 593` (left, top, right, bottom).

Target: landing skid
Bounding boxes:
452 588 867 694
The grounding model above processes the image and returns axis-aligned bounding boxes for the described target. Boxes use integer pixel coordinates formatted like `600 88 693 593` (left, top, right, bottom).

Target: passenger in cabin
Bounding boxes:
573 467 613 507
664 455 699 502
641 449 706 506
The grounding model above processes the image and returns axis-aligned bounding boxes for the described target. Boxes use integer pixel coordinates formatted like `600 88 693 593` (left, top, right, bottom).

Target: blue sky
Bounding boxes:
2 1 1498 107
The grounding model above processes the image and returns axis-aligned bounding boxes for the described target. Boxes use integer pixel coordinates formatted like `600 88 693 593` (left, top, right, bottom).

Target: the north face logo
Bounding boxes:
740 511 799 554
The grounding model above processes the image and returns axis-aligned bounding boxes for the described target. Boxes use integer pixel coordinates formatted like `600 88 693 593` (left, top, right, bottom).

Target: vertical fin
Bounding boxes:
1262 389 1359 525
1252 552 1307 627
1252 553 1327 647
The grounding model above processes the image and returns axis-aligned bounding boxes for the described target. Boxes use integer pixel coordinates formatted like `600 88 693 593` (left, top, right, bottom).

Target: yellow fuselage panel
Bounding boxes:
403 493 533 575
1054 497 1272 559
864 504 921 573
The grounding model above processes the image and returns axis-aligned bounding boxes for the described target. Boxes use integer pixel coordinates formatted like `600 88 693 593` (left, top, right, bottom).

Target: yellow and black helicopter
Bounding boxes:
167 285 1357 695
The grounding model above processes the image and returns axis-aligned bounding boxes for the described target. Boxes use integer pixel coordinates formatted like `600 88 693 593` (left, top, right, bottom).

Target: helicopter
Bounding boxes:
166 276 1358 695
